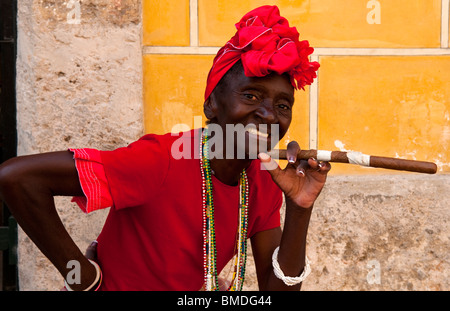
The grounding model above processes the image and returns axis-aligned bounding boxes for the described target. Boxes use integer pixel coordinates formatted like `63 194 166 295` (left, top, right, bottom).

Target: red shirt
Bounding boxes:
70 129 282 290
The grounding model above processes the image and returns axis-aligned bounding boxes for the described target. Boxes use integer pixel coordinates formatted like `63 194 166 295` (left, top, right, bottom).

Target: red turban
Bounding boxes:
204 5 320 100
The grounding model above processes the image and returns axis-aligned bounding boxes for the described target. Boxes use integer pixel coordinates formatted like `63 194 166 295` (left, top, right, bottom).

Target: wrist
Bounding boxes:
64 259 102 291
285 197 314 215
282 198 313 244
272 246 312 286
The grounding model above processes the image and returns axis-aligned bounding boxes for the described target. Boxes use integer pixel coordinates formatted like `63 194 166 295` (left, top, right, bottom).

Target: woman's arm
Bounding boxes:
253 141 330 291
251 205 313 291
0 151 97 290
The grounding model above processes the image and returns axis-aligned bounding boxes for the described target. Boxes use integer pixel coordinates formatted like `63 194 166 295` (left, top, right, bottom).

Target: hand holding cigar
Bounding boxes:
268 149 437 174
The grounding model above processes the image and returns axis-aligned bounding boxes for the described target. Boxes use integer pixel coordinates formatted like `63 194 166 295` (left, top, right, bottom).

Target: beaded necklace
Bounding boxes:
200 129 249 291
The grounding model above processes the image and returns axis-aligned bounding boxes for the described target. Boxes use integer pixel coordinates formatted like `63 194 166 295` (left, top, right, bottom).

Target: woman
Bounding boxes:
0 5 329 291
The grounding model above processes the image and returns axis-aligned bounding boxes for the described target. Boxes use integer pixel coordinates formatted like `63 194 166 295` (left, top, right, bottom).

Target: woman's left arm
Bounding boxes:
252 141 331 291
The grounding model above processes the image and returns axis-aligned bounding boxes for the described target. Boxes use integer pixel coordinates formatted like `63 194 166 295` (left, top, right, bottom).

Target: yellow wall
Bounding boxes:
198 0 441 48
142 0 450 174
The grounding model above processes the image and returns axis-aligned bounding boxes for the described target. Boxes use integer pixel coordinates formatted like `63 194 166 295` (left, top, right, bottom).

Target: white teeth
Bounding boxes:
247 127 269 138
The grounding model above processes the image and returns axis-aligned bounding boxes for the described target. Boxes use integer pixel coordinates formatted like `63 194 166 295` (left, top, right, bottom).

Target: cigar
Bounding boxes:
268 149 437 174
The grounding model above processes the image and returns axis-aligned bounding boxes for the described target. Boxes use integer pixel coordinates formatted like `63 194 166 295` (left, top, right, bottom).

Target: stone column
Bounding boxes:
15 0 143 290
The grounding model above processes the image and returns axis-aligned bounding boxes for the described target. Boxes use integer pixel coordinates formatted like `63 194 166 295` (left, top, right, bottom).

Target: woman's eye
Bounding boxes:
278 103 292 110
243 94 258 101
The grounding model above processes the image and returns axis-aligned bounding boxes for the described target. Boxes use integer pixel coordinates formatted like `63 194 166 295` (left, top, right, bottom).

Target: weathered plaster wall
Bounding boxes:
16 0 143 290
241 175 450 291
303 174 449 290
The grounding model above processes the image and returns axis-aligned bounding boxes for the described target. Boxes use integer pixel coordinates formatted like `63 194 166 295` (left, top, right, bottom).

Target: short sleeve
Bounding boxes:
257 190 282 233
247 160 283 237
99 134 171 210
69 148 113 213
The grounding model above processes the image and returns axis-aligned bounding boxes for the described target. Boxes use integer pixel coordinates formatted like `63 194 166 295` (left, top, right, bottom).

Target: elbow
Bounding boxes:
0 157 25 201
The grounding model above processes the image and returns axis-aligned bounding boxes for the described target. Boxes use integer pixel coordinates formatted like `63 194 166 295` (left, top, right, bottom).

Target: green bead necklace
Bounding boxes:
200 129 249 291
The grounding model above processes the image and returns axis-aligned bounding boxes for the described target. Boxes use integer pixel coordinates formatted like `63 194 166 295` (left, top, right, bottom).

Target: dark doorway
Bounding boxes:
0 0 18 291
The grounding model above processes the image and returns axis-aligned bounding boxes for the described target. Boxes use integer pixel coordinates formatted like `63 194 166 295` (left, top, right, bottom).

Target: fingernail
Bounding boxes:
297 168 305 176
258 152 270 161
288 156 295 163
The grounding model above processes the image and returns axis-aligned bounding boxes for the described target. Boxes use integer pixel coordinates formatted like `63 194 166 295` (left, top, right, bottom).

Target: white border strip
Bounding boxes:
313 48 450 56
144 46 450 55
309 55 319 150
442 0 450 48
143 46 218 55
190 0 199 47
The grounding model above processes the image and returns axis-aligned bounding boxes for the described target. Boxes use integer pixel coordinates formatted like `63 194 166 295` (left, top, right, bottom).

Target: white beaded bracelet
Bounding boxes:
272 246 311 286
64 259 102 291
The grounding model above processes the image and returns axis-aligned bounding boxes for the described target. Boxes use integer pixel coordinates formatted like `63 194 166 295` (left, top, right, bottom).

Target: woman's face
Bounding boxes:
205 66 295 158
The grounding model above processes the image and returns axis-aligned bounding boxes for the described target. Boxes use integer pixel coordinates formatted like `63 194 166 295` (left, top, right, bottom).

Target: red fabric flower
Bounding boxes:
204 5 320 100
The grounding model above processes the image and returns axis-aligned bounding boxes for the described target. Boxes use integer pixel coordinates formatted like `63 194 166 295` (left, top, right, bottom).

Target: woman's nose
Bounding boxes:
255 100 277 124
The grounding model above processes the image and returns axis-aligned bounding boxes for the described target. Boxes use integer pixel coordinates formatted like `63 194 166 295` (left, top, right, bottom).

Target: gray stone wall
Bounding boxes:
16 0 143 290
302 174 449 290
242 174 449 291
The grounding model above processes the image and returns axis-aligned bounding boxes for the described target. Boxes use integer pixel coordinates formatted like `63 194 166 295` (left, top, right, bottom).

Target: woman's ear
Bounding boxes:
203 96 217 120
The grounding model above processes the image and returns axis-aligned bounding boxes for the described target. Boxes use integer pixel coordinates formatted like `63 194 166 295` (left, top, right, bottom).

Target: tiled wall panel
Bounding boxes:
198 0 441 48
318 56 450 174
142 0 190 46
143 55 212 134
143 1 450 174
